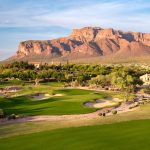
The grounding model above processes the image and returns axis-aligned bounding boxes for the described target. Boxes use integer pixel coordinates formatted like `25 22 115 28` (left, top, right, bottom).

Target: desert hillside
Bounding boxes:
10 27 150 63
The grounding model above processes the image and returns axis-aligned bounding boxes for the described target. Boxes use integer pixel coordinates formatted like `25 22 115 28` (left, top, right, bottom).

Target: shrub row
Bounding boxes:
98 109 117 117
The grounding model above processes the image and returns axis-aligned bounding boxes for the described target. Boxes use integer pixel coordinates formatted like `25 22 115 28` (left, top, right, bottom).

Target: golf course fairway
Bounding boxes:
0 120 150 150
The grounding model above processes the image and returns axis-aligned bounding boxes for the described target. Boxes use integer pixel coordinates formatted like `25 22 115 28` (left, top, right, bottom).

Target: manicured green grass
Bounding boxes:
1 103 150 139
0 88 111 116
0 80 63 88
0 80 31 87
0 81 132 116
0 120 150 150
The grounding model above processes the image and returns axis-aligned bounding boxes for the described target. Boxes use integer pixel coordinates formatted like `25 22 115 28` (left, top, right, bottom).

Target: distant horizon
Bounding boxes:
0 0 150 60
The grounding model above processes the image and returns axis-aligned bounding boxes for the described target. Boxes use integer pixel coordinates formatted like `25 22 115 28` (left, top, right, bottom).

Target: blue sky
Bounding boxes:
0 0 150 60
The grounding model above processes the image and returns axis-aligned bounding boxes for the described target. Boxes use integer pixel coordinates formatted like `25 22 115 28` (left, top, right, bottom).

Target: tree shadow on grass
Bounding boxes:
0 95 66 107
4 106 57 116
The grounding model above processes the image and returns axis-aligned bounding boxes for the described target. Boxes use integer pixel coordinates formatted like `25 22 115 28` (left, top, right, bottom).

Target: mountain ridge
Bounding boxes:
11 27 150 62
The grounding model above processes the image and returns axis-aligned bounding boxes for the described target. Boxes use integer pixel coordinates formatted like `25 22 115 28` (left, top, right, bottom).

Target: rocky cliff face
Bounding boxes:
15 27 150 59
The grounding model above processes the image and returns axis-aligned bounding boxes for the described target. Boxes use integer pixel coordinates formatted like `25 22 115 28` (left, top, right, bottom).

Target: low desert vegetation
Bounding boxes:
0 61 145 98
140 87 150 94
0 108 4 118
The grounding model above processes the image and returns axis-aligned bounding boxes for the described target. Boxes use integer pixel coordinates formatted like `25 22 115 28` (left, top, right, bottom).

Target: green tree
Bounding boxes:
89 75 111 87
111 70 143 101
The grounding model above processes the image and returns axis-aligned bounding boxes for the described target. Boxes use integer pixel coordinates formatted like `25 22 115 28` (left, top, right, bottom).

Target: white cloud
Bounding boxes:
0 1 150 32
31 1 150 32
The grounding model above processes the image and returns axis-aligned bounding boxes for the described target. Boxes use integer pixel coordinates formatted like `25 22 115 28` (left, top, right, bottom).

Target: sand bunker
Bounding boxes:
93 101 116 108
0 86 22 93
31 93 63 100
0 86 22 97
84 98 121 108
84 100 116 108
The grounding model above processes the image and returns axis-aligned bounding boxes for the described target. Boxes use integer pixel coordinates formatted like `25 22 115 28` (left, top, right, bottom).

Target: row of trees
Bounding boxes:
0 61 147 100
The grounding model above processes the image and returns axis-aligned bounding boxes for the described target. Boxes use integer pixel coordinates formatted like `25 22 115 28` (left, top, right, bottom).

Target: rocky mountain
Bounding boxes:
12 27 150 61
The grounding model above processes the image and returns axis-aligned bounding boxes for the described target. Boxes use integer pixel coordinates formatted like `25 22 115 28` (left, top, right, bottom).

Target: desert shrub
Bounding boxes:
34 93 40 96
141 87 150 94
15 115 20 119
139 101 144 105
0 109 4 118
94 98 98 102
142 98 148 101
18 114 25 118
8 114 16 120
112 110 117 115
105 87 109 90
135 104 139 107
129 106 135 109
51 91 56 95
146 100 150 103
129 104 139 109
105 109 110 113
22 83 25 86
98 113 102 116
63 83 70 87
102 113 106 116
28 86 32 90
71 80 79 87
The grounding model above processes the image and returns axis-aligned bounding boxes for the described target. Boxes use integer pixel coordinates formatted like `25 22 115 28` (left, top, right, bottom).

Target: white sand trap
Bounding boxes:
0 86 22 97
54 94 63 97
31 93 50 100
84 97 120 108
31 93 63 100
93 101 116 108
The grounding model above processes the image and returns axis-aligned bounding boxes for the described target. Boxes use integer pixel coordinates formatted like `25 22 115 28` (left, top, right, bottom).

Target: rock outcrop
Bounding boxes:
13 27 150 60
